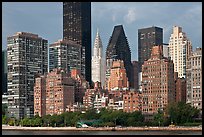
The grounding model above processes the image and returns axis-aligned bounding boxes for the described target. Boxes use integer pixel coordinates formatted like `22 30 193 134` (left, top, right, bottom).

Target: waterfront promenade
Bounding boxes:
2 125 202 131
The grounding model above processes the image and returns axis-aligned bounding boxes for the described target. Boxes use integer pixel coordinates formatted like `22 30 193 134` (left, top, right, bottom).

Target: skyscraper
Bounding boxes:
49 39 81 73
168 26 192 78
92 29 105 88
7 32 48 119
106 25 132 88
142 45 175 115
138 26 163 72
186 47 202 110
63 2 91 85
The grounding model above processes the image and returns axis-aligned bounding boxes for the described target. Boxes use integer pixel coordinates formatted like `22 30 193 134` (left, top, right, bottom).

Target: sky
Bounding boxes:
2 2 202 61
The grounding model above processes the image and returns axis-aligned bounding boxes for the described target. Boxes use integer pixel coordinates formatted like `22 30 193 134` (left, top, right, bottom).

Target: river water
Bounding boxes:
2 130 202 135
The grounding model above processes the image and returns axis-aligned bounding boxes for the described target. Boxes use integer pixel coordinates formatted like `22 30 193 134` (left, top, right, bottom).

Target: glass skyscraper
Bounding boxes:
63 2 91 85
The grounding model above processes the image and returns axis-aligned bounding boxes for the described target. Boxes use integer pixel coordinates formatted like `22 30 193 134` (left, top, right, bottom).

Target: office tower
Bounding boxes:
7 32 48 119
168 26 192 78
107 60 129 91
92 29 105 88
49 39 81 73
132 61 139 91
138 26 163 72
63 2 91 85
106 25 132 88
186 47 202 110
142 45 175 115
2 50 7 95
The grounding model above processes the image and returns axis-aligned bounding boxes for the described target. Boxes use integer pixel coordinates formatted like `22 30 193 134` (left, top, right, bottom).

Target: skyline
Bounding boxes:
2 2 202 61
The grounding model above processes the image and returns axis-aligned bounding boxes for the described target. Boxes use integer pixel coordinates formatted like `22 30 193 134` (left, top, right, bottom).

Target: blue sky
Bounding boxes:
2 2 202 61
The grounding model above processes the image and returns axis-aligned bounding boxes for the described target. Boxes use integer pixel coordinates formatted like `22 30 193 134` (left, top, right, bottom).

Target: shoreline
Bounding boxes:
2 125 202 131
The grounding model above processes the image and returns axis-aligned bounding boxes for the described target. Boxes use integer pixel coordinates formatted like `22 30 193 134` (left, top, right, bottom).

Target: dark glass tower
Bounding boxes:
106 25 133 88
63 2 91 85
138 26 163 72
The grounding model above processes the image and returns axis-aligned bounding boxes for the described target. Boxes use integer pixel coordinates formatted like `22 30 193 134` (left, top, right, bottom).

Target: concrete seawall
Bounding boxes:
2 125 202 131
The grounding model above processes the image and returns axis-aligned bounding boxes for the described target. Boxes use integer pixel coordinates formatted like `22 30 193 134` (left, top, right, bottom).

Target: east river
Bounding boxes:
2 130 202 135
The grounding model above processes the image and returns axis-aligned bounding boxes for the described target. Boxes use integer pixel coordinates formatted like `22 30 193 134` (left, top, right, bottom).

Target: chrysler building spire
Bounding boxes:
92 28 105 87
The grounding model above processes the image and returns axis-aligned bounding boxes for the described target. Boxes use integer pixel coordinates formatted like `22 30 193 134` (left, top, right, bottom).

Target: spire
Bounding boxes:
93 28 103 57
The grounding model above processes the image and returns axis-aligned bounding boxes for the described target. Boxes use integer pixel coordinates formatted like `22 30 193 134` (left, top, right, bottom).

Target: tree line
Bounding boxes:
2 102 201 127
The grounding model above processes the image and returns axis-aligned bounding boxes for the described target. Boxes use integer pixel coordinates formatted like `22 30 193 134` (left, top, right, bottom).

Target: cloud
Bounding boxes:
124 8 137 24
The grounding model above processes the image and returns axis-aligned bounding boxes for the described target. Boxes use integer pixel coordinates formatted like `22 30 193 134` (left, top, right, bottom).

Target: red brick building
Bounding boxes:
34 76 46 117
34 69 75 116
71 69 89 104
107 60 129 91
175 78 186 103
123 91 142 112
142 45 175 115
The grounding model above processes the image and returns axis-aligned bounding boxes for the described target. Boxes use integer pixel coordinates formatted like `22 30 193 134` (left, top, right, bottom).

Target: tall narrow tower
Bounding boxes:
92 29 105 87
63 2 91 85
168 26 192 78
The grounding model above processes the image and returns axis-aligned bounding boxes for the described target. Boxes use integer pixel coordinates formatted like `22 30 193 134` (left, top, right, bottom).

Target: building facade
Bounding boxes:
2 50 7 95
7 32 48 119
107 60 129 91
106 25 132 88
132 61 139 91
34 76 46 117
92 29 105 88
142 45 175 115
123 91 142 113
186 47 202 110
168 26 192 78
63 2 91 85
49 39 81 73
175 78 186 103
71 69 89 104
138 26 163 72
34 69 75 116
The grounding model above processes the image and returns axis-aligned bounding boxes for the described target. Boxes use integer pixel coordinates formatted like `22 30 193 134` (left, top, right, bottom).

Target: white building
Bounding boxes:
92 29 105 88
168 26 192 78
186 47 202 110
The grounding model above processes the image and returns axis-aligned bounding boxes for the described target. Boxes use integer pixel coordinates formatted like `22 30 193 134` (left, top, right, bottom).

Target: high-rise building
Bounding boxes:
63 2 91 85
106 25 132 88
168 26 192 78
138 26 163 72
132 61 139 91
2 50 7 95
186 47 202 110
107 60 129 91
142 45 175 115
7 32 48 119
49 39 81 73
92 29 105 87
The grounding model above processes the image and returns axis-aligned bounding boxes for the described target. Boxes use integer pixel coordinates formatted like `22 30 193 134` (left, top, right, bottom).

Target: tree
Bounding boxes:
166 102 200 125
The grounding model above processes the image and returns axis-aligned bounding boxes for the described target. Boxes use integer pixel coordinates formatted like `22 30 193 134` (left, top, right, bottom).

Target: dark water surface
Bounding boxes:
2 130 202 135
